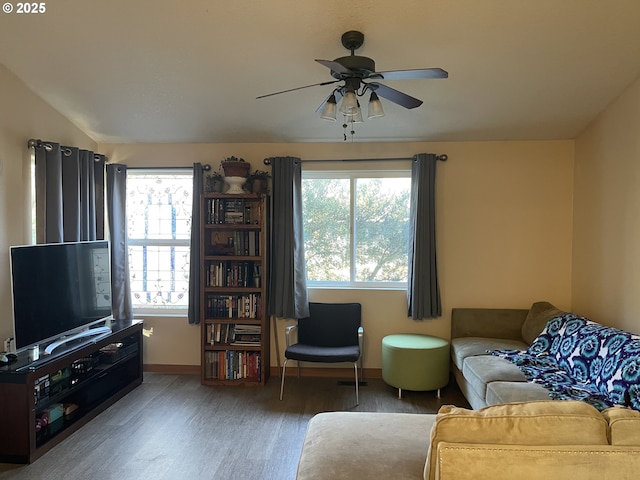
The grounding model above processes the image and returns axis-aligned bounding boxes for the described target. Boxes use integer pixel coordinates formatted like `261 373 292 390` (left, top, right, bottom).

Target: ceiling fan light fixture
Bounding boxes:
367 92 385 119
319 93 338 121
257 31 447 140
339 89 358 115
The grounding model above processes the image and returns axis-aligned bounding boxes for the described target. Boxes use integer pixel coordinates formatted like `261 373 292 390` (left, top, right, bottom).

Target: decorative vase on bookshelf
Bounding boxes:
221 157 250 194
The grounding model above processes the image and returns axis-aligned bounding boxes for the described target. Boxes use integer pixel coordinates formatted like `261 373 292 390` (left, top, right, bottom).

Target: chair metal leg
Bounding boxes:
279 358 289 401
353 362 359 406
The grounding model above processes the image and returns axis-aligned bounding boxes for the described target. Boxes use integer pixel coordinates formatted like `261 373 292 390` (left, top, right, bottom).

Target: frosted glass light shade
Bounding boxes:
319 94 337 121
339 90 358 115
368 92 385 119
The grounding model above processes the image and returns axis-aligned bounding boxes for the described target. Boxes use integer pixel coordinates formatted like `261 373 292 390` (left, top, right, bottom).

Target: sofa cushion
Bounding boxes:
296 412 436 480
485 380 551 406
521 301 565 344
450 337 528 371
424 400 609 480
602 407 640 445
462 355 527 401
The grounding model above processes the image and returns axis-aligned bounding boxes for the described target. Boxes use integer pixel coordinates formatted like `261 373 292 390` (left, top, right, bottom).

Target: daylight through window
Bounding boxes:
302 170 411 288
126 169 193 312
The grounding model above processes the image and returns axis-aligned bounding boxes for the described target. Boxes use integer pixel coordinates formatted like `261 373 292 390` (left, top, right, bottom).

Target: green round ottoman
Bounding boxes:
382 334 450 399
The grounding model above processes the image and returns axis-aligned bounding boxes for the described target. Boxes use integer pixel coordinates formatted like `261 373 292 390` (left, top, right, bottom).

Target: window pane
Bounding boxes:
302 172 410 287
127 173 193 240
128 245 190 309
126 171 193 311
354 178 410 282
302 178 350 282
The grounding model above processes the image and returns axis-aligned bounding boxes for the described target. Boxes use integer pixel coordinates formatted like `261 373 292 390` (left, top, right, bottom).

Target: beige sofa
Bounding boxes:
295 400 640 480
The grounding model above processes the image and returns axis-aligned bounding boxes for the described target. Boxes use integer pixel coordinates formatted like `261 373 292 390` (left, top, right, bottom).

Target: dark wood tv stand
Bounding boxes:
0 319 143 463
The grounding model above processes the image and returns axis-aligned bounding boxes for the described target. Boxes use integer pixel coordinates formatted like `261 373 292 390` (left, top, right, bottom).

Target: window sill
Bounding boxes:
132 311 188 320
308 285 406 292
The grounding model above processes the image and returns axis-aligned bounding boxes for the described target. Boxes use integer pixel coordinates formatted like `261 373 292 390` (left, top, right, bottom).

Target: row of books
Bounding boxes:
207 231 260 257
205 198 260 225
205 294 262 319
230 231 260 256
204 350 261 381
206 261 261 288
205 323 261 346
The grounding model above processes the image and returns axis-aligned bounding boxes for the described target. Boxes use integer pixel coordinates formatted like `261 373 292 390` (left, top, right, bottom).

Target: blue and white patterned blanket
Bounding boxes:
492 313 640 411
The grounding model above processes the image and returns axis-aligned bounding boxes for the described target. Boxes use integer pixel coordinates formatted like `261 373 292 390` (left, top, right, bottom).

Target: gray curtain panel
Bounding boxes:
34 142 105 243
188 163 204 325
268 156 310 319
106 163 133 320
407 153 442 319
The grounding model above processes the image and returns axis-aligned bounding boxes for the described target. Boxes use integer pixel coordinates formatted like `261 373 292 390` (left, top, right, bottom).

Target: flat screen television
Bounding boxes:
10 240 113 353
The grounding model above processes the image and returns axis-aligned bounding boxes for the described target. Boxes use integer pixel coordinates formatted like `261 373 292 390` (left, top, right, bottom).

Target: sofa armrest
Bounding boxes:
451 308 528 341
435 442 640 480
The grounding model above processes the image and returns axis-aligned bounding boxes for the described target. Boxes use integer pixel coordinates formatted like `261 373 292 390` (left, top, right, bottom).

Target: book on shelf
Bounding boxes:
230 324 261 345
224 199 246 224
206 261 256 288
205 294 261 319
205 198 253 225
206 323 261 345
204 350 261 381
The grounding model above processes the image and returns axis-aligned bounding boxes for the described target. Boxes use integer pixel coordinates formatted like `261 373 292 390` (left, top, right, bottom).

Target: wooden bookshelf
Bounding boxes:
200 194 269 385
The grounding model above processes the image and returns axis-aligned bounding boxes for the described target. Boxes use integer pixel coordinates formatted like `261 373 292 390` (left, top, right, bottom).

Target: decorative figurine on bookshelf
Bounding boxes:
204 171 224 193
221 156 250 194
244 169 271 195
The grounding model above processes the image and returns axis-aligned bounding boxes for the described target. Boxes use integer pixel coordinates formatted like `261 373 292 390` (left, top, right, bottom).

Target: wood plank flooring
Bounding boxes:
0 373 469 480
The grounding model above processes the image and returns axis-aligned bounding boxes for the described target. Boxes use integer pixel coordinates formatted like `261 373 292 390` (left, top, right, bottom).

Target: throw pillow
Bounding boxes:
521 301 565 344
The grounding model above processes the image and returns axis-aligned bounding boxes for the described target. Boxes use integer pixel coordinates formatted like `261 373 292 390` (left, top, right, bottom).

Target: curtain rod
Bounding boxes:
127 164 211 171
263 154 447 165
28 138 107 162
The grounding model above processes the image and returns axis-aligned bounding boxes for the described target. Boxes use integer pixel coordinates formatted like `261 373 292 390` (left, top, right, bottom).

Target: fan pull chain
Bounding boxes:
342 118 356 142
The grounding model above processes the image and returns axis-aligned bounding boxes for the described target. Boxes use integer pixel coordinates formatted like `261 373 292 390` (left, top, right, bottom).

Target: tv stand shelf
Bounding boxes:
0 319 143 464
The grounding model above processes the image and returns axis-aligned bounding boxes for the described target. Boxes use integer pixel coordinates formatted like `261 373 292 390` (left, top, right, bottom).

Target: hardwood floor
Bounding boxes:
0 372 470 480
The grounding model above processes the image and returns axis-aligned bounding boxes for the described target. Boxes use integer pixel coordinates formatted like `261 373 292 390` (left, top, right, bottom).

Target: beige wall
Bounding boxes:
0 68 576 369
0 64 96 344
101 140 575 369
573 76 640 334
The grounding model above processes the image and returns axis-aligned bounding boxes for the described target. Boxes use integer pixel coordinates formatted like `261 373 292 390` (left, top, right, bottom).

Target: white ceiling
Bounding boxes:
2 0 640 144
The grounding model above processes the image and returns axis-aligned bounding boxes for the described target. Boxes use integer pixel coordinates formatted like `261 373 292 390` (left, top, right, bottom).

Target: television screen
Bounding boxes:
10 240 112 350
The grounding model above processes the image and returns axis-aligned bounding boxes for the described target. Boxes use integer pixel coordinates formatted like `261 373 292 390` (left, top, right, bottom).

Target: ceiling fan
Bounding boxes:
256 30 448 121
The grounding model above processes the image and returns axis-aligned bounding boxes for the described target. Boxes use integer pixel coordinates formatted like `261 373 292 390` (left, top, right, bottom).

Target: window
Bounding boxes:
126 169 193 313
302 170 411 288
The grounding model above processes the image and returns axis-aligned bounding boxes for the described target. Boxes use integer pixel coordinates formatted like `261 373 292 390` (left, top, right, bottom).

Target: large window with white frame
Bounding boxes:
301 170 411 288
126 169 193 313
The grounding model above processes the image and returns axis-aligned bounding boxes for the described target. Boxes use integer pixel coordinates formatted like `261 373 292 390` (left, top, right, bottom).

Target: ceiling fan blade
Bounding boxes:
374 68 448 80
315 59 352 75
368 82 423 109
314 89 344 113
257 80 340 99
